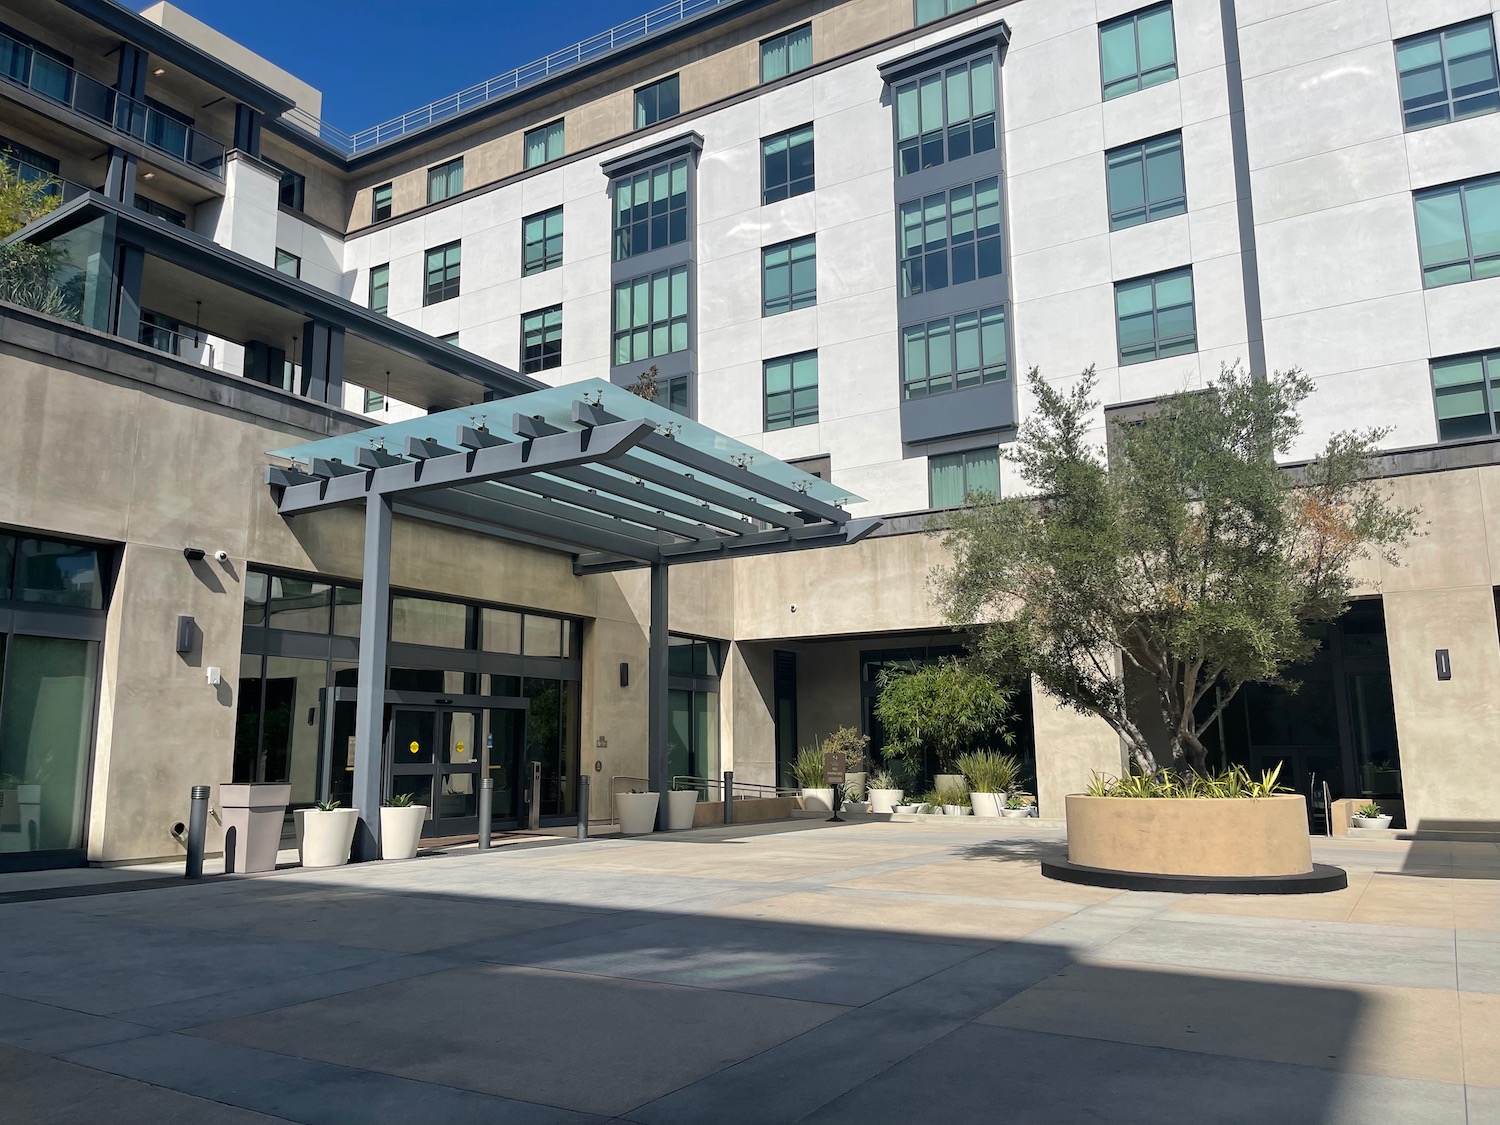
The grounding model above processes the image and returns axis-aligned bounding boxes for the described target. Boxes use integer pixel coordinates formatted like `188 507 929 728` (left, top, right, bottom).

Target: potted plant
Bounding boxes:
820 726 871 798
873 659 1015 797
301 799 359 868
957 751 1021 817
380 792 427 859
842 779 869 813
616 788 660 835
1351 801 1392 829
938 783 971 817
1002 794 1032 818
793 746 834 813
666 781 699 831
867 769 904 814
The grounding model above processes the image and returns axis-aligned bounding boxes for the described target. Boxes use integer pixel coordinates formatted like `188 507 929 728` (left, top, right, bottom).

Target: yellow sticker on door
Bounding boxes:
456 741 465 755
409 741 420 754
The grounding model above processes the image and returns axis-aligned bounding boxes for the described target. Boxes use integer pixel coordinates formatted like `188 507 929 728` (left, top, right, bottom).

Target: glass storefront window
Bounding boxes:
260 657 330 804
267 576 331 633
15 537 104 608
233 653 264 782
332 585 361 637
243 569 269 626
392 596 471 648
481 608 522 653
0 534 13 593
523 614 561 657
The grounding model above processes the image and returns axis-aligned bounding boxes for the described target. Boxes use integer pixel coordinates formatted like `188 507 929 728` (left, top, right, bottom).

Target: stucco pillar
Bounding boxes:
1030 676 1125 820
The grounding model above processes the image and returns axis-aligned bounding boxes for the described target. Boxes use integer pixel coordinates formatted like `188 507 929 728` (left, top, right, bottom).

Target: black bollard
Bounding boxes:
185 784 210 879
577 775 590 841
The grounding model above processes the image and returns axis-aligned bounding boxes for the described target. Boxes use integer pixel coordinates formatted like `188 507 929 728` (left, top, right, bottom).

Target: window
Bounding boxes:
267 159 305 211
762 124 814 204
613 159 688 260
522 305 563 373
788 453 831 480
138 309 180 354
424 241 462 305
439 332 460 345
1396 19 1500 130
635 75 680 129
1115 267 1195 364
523 206 564 274
274 248 300 278
1106 132 1186 229
1432 350 1500 440
525 120 565 168
899 178 1002 297
1415 175 1500 287
652 375 691 416
929 447 999 508
893 55 997 176
134 196 186 227
363 389 386 413
372 182 393 223
427 157 463 204
915 0 977 25
369 263 389 314
1099 3 1177 100
901 306 1008 397
761 24 812 82
762 236 816 315
764 351 818 430
613 265 689 364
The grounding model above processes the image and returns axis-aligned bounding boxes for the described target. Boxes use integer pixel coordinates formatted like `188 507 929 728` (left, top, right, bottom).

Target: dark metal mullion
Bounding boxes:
452 482 670 549
404 488 663 562
608 452 802 530
501 471 724 541
549 463 753 534
636 434 850 524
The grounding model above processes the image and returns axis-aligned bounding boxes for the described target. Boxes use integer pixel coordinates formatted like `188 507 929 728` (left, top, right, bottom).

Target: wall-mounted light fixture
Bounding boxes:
175 615 196 654
1436 649 1452 681
182 546 206 561
619 662 630 688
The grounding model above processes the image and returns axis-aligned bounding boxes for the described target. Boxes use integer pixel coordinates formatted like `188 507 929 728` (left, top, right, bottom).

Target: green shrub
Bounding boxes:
1356 802 1385 818
315 799 342 812
935 782 971 808
1085 764 1289 799
956 751 1022 794
868 769 898 791
792 746 828 788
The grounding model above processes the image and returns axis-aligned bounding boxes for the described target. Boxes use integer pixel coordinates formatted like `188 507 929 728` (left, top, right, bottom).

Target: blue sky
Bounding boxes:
171 1 647 129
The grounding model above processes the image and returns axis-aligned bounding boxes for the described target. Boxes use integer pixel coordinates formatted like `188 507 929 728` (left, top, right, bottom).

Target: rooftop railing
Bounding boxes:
282 0 748 156
0 31 226 177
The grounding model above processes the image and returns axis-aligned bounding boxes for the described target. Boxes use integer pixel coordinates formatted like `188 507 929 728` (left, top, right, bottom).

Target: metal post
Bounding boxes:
647 562 669 829
184 784 209 879
527 761 542 830
351 493 393 861
723 770 734 825
478 777 493 850
577 775 590 841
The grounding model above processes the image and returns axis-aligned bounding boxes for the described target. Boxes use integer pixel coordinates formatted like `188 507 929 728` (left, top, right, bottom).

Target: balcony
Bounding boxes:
0 32 226 177
3 156 91 203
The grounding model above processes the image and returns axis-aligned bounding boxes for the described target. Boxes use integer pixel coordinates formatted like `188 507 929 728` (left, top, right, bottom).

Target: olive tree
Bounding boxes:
934 365 1417 776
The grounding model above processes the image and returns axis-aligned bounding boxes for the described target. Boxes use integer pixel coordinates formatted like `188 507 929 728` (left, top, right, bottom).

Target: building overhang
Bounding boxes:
877 18 1012 85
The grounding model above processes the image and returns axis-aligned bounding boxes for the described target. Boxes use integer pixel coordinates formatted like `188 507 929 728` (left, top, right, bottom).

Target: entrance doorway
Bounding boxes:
386 703 529 838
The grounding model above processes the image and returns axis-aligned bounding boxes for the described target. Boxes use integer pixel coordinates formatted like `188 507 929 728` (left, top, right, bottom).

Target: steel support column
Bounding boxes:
647 562 669 829
351 492 393 861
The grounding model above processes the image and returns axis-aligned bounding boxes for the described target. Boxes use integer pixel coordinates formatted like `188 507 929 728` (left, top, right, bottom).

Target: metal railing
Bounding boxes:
0 32 226 176
138 321 214 365
2 157 90 202
282 0 748 156
671 775 795 799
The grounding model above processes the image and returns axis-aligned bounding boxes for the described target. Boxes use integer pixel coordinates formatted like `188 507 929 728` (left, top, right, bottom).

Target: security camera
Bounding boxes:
212 549 229 563
790 603 797 613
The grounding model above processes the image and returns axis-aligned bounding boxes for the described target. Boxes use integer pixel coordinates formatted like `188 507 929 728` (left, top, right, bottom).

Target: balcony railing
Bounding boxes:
2 156 91 202
282 0 747 155
0 32 226 177
138 319 215 365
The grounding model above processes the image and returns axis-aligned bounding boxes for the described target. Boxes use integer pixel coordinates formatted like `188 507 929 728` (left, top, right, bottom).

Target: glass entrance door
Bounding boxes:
486 707 526 826
387 706 483 838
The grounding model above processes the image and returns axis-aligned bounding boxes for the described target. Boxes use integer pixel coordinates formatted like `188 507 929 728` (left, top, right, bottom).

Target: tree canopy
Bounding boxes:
873 658 1015 772
934 365 1417 775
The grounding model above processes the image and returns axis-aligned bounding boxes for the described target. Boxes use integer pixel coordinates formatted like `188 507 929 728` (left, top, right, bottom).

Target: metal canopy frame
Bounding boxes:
265 378 880 857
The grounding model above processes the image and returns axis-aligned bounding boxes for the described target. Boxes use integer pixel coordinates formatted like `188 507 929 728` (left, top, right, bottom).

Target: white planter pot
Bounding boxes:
894 803 920 814
869 789 904 814
301 808 359 868
1352 814 1393 829
617 791 660 835
800 787 835 813
843 801 870 814
934 774 967 792
1001 807 1030 818
666 789 699 831
380 804 428 859
942 805 971 817
970 792 1003 818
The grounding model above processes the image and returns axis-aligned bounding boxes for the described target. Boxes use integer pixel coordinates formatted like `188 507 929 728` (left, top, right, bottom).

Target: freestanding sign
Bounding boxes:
823 753 846 823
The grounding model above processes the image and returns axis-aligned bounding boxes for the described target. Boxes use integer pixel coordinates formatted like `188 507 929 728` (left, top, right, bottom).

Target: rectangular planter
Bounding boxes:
218 783 291 873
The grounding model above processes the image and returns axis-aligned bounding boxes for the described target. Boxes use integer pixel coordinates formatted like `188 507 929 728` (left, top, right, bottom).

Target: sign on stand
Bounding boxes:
824 753 846 822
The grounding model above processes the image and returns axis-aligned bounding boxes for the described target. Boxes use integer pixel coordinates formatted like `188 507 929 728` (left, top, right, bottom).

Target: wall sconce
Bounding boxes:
619 662 630 687
175 615 196 654
1436 649 1452 681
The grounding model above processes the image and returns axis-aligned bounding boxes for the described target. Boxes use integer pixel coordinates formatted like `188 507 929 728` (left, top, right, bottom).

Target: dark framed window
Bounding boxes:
762 124 814 204
525 120 565 168
1099 3 1178 100
893 55 997 176
1396 18 1500 130
1415 174 1500 287
1432 350 1500 440
613 265 689 364
424 240 461 305
762 235 816 315
761 23 812 82
915 0 977 26
929 447 998 508
363 388 386 413
788 453 830 480
438 332 460 345
1115 267 1195 365
764 350 818 430
266 158 305 211
134 196 186 227
634 75 680 129
523 206 564 274
138 309 180 354
1106 132 1186 229
369 263 389 315
901 306 1007 398
899 177 1001 297
651 374 691 417
274 248 300 278
522 305 563 373
613 158 688 260
427 157 463 204
372 182 393 223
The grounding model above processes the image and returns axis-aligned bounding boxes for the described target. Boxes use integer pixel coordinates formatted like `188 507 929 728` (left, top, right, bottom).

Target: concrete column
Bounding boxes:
111 241 145 343
1031 675 1125 820
233 104 262 158
350 493 393 861
104 149 137 204
647 562 669 827
299 321 345 405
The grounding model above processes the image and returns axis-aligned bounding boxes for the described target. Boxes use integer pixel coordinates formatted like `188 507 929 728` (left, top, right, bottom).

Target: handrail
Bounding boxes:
281 0 749 156
671 775 797 799
0 158 90 202
607 774 650 825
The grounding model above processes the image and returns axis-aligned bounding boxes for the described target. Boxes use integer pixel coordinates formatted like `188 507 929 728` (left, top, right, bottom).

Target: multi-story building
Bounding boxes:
2 0 1499 868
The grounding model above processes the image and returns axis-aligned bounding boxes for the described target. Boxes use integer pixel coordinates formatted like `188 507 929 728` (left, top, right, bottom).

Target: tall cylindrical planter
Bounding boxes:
970 792 1003 818
380 805 428 859
301 808 360 868
800 787 835 813
666 789 699 831
869 789 904 814
617 791 660 835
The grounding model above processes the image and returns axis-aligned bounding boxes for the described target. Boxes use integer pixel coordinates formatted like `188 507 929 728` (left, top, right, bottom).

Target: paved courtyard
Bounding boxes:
1 820 1496 1124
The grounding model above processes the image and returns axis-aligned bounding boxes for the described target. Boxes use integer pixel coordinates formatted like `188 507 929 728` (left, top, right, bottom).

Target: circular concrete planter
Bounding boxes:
1063 794 1313 877
869 788 904 814
301 808 359 868
380 805 427 859
800 787 835 813
617 792 660 835
970 792 1003 818
665 789 699 831
1352 813 1393 829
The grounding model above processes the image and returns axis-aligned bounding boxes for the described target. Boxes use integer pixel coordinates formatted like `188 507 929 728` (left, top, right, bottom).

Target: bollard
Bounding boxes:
577 775 590 841
526 761 542 830
723 770 734 825
185 784 210 879
478 777 493 850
